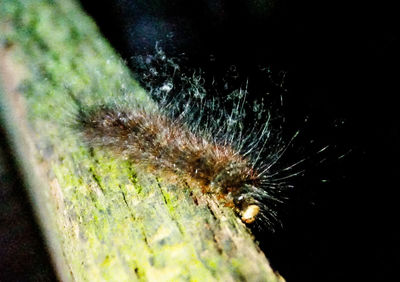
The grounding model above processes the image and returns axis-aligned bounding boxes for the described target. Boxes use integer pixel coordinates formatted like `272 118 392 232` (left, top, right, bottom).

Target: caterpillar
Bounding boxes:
74 45 301 230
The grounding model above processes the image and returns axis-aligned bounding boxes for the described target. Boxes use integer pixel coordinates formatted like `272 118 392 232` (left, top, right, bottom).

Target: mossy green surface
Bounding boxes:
0 0 281 281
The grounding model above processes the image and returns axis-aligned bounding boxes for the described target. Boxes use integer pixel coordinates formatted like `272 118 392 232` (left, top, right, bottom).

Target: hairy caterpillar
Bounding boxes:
74 46 301 230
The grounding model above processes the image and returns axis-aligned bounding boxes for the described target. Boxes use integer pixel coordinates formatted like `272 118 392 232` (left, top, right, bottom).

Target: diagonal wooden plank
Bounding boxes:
0 0 284 281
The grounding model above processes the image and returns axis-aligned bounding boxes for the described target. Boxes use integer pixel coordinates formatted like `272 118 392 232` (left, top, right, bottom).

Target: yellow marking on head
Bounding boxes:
241 204 260 224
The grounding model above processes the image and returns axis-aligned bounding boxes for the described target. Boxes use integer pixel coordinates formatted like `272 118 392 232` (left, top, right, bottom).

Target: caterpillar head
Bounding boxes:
210 163 261 224
234 188 261 224
240 204 260 224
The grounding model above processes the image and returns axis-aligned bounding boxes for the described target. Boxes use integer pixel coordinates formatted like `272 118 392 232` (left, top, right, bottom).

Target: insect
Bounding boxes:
74 46 301 230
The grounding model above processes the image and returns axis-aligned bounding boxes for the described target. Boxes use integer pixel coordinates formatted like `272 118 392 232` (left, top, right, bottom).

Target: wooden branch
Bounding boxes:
0 0 284 281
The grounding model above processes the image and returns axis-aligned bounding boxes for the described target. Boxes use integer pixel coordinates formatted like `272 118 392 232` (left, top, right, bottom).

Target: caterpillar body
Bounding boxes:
79 105 261 223
75 47 300 230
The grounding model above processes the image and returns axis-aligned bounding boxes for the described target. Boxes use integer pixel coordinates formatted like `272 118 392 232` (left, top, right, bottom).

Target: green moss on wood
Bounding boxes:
0 0 284 281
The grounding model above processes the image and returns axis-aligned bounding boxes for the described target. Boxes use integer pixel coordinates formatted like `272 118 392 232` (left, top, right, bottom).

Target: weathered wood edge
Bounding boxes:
0 48 72 280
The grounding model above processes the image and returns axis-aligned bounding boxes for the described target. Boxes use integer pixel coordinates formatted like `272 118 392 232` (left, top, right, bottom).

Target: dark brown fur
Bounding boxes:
80 107 259 196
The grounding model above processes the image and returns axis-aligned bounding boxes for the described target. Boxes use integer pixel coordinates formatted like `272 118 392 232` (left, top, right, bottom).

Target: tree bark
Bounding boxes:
0 0 284 281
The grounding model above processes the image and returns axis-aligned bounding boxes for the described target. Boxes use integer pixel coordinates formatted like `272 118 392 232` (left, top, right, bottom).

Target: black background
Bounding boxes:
78 0 399 281
0 133 56 280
